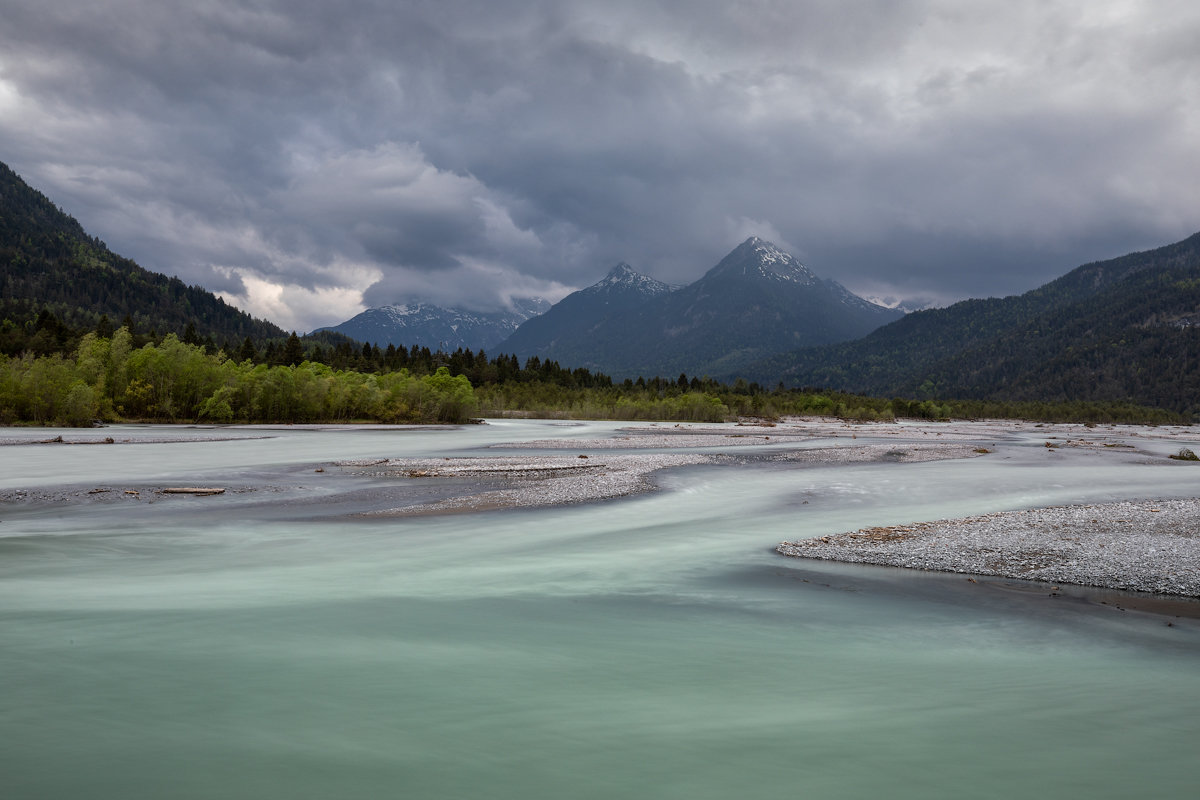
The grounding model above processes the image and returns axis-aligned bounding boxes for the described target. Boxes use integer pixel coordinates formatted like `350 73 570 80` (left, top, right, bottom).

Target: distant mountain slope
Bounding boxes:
315 297 550 351
503 237 902 378
752 231 1200 414
0 160 285 342
498 262 675 360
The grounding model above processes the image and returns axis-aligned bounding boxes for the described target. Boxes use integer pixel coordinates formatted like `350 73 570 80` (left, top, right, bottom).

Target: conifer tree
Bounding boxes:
282 332 305 366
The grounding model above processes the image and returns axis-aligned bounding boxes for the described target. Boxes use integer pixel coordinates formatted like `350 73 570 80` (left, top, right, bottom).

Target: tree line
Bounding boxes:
0 329 477 426
1 319 1187 427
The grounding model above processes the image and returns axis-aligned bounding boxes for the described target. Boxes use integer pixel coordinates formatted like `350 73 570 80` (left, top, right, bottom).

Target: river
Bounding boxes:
2 419 1198 798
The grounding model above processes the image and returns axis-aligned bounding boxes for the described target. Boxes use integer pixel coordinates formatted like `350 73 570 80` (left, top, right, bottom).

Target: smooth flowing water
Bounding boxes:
2 420 1198 799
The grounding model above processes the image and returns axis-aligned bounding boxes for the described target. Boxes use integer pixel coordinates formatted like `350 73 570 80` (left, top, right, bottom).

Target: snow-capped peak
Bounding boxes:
599 262 638 284
746 237 789 266
708 237 818 285
314 297 550 350
588 262 675 296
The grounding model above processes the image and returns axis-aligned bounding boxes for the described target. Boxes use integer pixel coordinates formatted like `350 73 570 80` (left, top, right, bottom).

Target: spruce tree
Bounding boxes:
282 332 305 366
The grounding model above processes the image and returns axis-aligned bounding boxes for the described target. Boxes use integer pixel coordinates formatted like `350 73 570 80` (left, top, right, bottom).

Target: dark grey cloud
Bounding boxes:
2 0 1198 331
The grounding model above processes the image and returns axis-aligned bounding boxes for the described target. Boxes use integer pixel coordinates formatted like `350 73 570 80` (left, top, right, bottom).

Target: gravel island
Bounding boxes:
779 499 1200 597
339 452 715 515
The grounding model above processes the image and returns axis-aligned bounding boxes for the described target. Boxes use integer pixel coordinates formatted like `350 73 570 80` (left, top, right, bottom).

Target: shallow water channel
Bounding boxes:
2 419 1199 799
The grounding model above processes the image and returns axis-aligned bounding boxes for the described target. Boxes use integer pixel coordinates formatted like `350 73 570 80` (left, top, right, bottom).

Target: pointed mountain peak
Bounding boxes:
602 262 637 280
589 262 675 296
708 238 818 285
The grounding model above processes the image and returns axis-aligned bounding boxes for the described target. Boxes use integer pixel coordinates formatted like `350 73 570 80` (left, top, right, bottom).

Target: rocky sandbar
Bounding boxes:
779 499 1200 596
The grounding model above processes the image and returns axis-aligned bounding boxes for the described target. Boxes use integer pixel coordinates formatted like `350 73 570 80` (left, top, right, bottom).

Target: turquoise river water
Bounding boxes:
2 419 1198 799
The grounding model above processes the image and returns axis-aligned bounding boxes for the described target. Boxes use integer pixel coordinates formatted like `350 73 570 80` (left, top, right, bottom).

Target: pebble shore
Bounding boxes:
779 499 1200 596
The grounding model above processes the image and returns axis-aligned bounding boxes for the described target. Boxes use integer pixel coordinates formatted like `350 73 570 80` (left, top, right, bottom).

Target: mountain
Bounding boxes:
499 237 902 378
751 231 1200 414
497 262 675 361
315 297 550 351
0 160 286 345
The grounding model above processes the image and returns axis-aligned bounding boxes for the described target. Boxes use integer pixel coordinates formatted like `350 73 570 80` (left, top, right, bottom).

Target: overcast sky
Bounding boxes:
2 1 1198 332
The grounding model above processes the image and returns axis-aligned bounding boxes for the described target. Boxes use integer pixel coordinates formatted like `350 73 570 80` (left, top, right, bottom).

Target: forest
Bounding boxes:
0 319 1186 427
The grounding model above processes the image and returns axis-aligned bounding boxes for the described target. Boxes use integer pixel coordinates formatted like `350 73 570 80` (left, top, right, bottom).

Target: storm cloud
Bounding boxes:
2 0 1198 331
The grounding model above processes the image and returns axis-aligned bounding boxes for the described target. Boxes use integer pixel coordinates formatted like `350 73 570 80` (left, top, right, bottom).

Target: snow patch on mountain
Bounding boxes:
314 297 550 350
863 295 943 314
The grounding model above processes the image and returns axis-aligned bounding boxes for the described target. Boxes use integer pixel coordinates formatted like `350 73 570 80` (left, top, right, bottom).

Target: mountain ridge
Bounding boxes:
746 230 1200 414
497 262 676 362
314 297 550 351
0 160 287 347
499 237 902 378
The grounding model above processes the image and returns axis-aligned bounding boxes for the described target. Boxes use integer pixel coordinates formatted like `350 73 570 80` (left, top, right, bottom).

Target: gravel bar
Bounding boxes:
344 434 984 515
492 434 777 449
343 453 713 515
779 499 1200 596
768 443 982 464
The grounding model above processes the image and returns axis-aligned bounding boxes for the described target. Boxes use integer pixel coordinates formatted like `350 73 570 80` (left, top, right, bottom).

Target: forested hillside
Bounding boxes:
753 232 1200 416
1 160 286 350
